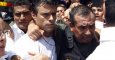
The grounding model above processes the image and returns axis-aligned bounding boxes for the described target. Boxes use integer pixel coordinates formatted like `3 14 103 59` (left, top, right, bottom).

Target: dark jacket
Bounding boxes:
54 25 100 60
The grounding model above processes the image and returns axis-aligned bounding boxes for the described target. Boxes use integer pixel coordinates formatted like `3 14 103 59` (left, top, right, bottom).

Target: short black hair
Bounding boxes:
57 4 66 11
57 1 67 9
91 0 103 8
80 0 92 5
33 0 60 13
70 5 95 26
106 0 115 25
13 0 32 11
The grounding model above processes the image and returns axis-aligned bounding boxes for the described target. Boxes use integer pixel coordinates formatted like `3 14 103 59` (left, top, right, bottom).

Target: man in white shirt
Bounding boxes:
14 0 60 60
0 18 19 60
12 0 39 42
5 0 41 54
86 0 115 60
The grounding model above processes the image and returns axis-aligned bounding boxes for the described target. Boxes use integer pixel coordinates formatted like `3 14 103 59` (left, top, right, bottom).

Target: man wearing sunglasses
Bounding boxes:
12 0 41 42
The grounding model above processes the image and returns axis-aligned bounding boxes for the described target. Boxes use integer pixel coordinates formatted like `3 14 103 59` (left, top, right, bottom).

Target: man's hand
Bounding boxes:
11 55 23 60
28 52 50 60
27 21 43 40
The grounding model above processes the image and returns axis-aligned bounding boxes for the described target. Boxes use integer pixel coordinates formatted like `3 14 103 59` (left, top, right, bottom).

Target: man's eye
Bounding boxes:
15 13 21 16
78 26 86 30
89 25 95 28
42 13 50 16
98 9 102 12
14 11 30 16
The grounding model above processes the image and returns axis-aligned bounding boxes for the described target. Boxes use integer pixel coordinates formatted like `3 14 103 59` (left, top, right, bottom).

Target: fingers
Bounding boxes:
29 30 42 40
11 55 23 60
28 52 50 60
27 21 43 40
28 52 36 56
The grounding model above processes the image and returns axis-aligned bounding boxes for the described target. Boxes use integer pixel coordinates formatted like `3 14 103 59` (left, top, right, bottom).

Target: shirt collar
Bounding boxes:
13 23 25 34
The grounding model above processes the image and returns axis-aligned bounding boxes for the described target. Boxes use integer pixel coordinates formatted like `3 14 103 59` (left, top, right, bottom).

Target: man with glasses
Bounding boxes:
12 0 34 41
5 0 41 57
0 18 20 60
11 0 42 42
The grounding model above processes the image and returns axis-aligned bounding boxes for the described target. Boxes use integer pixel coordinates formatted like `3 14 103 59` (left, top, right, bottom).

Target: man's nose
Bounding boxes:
95 10 98 15
49 14 54 21
20 14 25 20
85 29 91 35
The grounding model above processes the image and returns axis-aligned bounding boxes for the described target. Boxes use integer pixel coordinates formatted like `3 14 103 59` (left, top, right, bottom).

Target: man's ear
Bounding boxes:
31 12 37 20
31 12 37 24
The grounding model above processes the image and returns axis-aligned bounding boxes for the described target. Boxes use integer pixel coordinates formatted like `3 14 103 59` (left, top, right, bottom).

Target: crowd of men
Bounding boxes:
0 0 115 60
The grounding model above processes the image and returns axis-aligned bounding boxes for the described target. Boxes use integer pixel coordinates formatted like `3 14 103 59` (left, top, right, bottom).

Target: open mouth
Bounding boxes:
96 16 100 20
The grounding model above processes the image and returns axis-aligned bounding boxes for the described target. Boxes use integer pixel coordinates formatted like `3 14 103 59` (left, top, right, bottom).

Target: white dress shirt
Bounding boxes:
86 27 115 60
5 33 15 52
95 20 104 30
14 34 56 60
5 23 25 54
11 23 25 42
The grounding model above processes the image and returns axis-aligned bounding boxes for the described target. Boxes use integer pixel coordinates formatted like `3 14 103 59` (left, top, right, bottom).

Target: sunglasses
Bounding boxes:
14 11 30 17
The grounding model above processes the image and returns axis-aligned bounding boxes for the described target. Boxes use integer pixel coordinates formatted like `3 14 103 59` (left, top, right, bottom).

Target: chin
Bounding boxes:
19 25 27 29
43 26 55 32
45 29 54 33
78 37 93 43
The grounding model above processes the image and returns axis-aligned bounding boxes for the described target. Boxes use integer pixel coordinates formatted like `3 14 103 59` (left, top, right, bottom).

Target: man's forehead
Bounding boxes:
14 5 30 12
75 14 95 24
37 3 57 13
92 6 102 9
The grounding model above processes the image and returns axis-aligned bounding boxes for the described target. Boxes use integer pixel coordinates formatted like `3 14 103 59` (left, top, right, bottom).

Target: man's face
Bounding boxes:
0 23 6 52
92 7 103 20
13 5 32 31
56 6 65 20
34 4 56 33
72 13 95 43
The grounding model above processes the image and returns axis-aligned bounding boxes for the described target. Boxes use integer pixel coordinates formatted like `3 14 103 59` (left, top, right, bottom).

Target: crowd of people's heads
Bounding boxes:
0 0 115 60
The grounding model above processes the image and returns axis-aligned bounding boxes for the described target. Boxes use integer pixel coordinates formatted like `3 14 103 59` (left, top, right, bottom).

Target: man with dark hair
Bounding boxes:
13 0 32 33
5 0 42 59
56 4 66 20
14 0 61 60
11 0 41 41
59 5 100 60
12 0 33 40
55 3 67 30
87 0 115 60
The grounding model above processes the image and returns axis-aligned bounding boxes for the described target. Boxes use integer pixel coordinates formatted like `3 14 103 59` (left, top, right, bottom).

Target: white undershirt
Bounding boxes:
14 34 56 60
